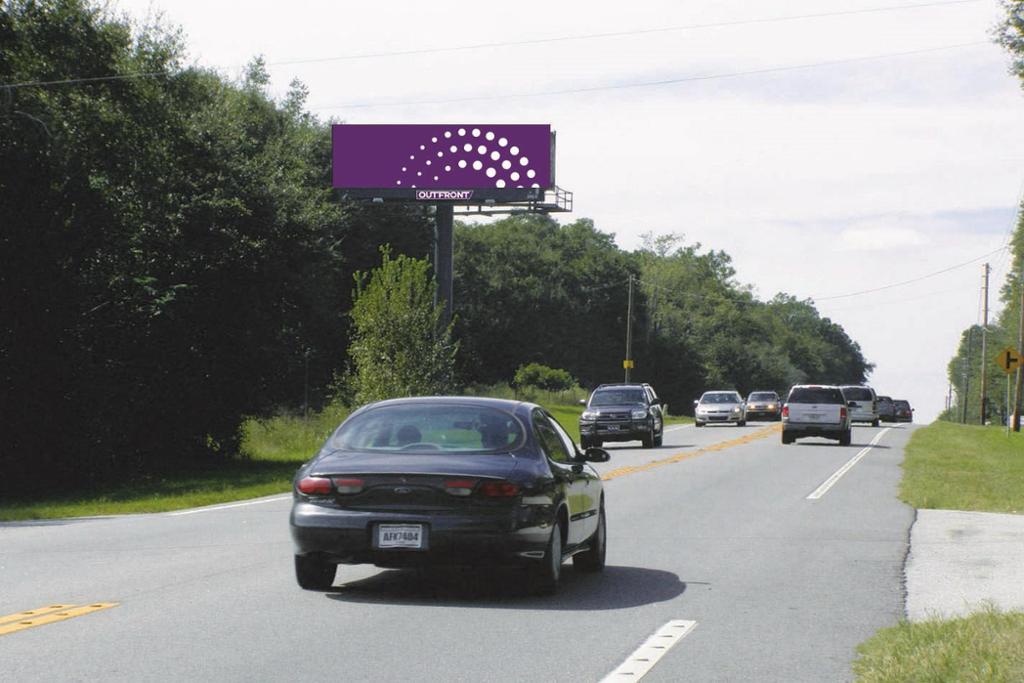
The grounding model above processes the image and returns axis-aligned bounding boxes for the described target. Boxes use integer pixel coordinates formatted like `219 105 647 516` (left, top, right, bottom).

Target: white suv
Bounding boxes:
839 386 879 426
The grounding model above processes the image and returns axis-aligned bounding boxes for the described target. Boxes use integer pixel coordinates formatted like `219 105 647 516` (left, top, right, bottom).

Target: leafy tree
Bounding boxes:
513 363 575 393
348 248 458 405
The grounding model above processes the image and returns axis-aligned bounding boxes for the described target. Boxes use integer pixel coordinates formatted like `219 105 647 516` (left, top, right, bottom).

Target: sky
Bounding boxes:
115 0 1024 423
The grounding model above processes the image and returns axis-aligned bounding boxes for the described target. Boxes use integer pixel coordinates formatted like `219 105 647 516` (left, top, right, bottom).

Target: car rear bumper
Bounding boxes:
783 422 847 439
290 502 552 567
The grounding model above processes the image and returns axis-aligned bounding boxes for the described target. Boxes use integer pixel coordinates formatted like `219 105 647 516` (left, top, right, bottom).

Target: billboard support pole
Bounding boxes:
435 204 454 328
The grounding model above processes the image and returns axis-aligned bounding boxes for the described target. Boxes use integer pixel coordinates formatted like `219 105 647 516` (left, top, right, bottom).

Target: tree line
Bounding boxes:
0 0 870 496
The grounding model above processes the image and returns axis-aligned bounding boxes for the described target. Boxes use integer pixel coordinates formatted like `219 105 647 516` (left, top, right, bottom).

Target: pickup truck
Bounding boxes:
781 385 852 446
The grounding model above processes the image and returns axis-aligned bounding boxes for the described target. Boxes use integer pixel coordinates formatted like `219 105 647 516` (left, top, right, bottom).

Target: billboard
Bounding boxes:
332 124 554 202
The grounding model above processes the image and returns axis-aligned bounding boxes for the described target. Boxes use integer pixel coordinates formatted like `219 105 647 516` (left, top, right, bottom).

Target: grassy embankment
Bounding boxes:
853 422 1024 681
0 387 690 521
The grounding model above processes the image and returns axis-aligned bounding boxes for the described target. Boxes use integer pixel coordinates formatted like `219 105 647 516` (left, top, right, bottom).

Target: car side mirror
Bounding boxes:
578 399 587 406
693 399 699 406
583 447 611 463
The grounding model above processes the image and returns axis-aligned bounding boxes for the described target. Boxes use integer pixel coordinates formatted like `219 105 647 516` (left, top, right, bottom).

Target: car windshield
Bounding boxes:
748 393 776 401
789 387 845 404
842 387 874 401
702 393 740 404
590 388 646 405
325 404 524 453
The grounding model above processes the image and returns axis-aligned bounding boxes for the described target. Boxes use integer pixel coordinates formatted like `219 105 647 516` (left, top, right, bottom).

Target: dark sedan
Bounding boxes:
289 397 610 594
892 399 914 422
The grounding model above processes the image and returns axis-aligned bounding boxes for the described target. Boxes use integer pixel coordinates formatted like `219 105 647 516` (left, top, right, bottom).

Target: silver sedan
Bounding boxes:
694 391 747 427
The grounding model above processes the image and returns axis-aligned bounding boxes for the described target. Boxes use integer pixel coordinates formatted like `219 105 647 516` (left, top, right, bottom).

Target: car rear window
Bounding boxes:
788 387 845 404
893 400 911 409
842 387 874 401
591 389 646 405
326 404 524 453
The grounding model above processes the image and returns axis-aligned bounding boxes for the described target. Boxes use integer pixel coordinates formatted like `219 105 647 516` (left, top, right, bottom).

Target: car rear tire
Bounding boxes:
839 429 852 446
295 554 336 590
782 432 793 445
573 508 606 573
872 419 880 427
532 518 564 594
737 420 746 427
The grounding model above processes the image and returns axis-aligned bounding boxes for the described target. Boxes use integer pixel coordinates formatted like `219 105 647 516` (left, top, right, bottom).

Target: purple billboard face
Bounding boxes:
332 124 553 200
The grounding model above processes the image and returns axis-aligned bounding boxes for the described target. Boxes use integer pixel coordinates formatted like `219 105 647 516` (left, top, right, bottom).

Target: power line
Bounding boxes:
1 70 167 90
314 41 987 110
270 0 982 67
810 245 1008 302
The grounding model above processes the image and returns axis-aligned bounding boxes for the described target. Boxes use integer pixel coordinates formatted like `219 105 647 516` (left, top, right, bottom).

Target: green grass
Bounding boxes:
900 421 1024 513
853 608 1024 682
1 394 697 521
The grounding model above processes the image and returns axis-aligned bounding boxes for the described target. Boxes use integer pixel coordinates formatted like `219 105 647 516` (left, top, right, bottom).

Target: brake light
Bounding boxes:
781 405 789 418
444 479 476 497
478 481 521 498
332 478 364 494
840 407 847 421
297 477 332 495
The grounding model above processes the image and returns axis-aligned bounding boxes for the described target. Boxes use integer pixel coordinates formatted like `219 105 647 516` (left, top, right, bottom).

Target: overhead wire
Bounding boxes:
313 41 987 110
268 0 983 67
0 0 984 91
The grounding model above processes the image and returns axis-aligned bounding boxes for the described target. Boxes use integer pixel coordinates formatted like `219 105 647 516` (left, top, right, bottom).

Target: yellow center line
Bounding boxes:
602 423 781 481
0 603 118 636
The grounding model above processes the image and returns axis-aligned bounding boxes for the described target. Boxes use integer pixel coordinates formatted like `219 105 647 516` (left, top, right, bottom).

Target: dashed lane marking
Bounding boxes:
602 423 780 481
0 603 118 636
601 620 698 681
806 428 891 500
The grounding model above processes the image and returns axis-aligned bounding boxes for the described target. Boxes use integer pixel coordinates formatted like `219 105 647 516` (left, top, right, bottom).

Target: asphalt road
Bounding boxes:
0 420 917 682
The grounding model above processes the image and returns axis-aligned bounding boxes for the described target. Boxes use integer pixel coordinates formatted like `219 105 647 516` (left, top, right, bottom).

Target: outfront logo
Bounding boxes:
415 189 474 201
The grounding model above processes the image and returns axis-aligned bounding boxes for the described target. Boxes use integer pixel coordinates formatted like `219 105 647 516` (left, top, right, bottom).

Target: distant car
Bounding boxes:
579 383 665 449
290 397 610 594
745 391 781 421
877 396 896 422
839 385 880 426
782 385 852 446
892 399 914 422
694 390 747 427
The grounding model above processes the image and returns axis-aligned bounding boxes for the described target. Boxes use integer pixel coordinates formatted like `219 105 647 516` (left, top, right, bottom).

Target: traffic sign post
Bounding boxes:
996 347 1022 374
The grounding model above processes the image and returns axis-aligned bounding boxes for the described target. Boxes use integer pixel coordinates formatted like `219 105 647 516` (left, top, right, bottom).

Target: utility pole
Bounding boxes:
624 274 634 382
434 205 454 328
980 263 990 425
1014 266 1024 432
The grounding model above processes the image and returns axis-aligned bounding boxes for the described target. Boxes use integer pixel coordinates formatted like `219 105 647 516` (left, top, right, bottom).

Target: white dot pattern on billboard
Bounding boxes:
397 130 536 189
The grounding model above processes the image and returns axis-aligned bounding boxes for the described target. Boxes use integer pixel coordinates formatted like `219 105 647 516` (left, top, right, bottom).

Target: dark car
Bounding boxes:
745 391 781 421
290 397 610 594
578 383 665 449
893 399 914 422
877 396 896 422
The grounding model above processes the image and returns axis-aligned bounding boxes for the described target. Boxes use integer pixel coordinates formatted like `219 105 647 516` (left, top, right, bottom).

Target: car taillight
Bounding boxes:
332 478 364 494
478 481 521 498
297 477 332 495
444 479 476 497
781 405 789 418
840 407 847 420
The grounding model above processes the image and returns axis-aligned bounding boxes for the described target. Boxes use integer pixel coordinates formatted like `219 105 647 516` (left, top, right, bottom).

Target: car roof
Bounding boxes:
356 395 532 415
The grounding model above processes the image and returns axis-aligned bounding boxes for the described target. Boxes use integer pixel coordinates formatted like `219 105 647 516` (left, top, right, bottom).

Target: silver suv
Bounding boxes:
839 386 879 426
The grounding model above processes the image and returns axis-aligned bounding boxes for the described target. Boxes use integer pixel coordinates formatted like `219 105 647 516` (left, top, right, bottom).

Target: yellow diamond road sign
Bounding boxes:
996 347 1022 374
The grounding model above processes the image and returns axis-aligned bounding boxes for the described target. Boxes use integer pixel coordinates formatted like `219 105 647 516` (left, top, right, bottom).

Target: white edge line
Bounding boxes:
665 424 693 432
806 428 890 500
601 619 698 682
167 494 292 516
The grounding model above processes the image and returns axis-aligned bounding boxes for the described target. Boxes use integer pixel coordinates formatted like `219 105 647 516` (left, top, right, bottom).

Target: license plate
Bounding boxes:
806 413 823 421
377 524 425 549
604 424 620 431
